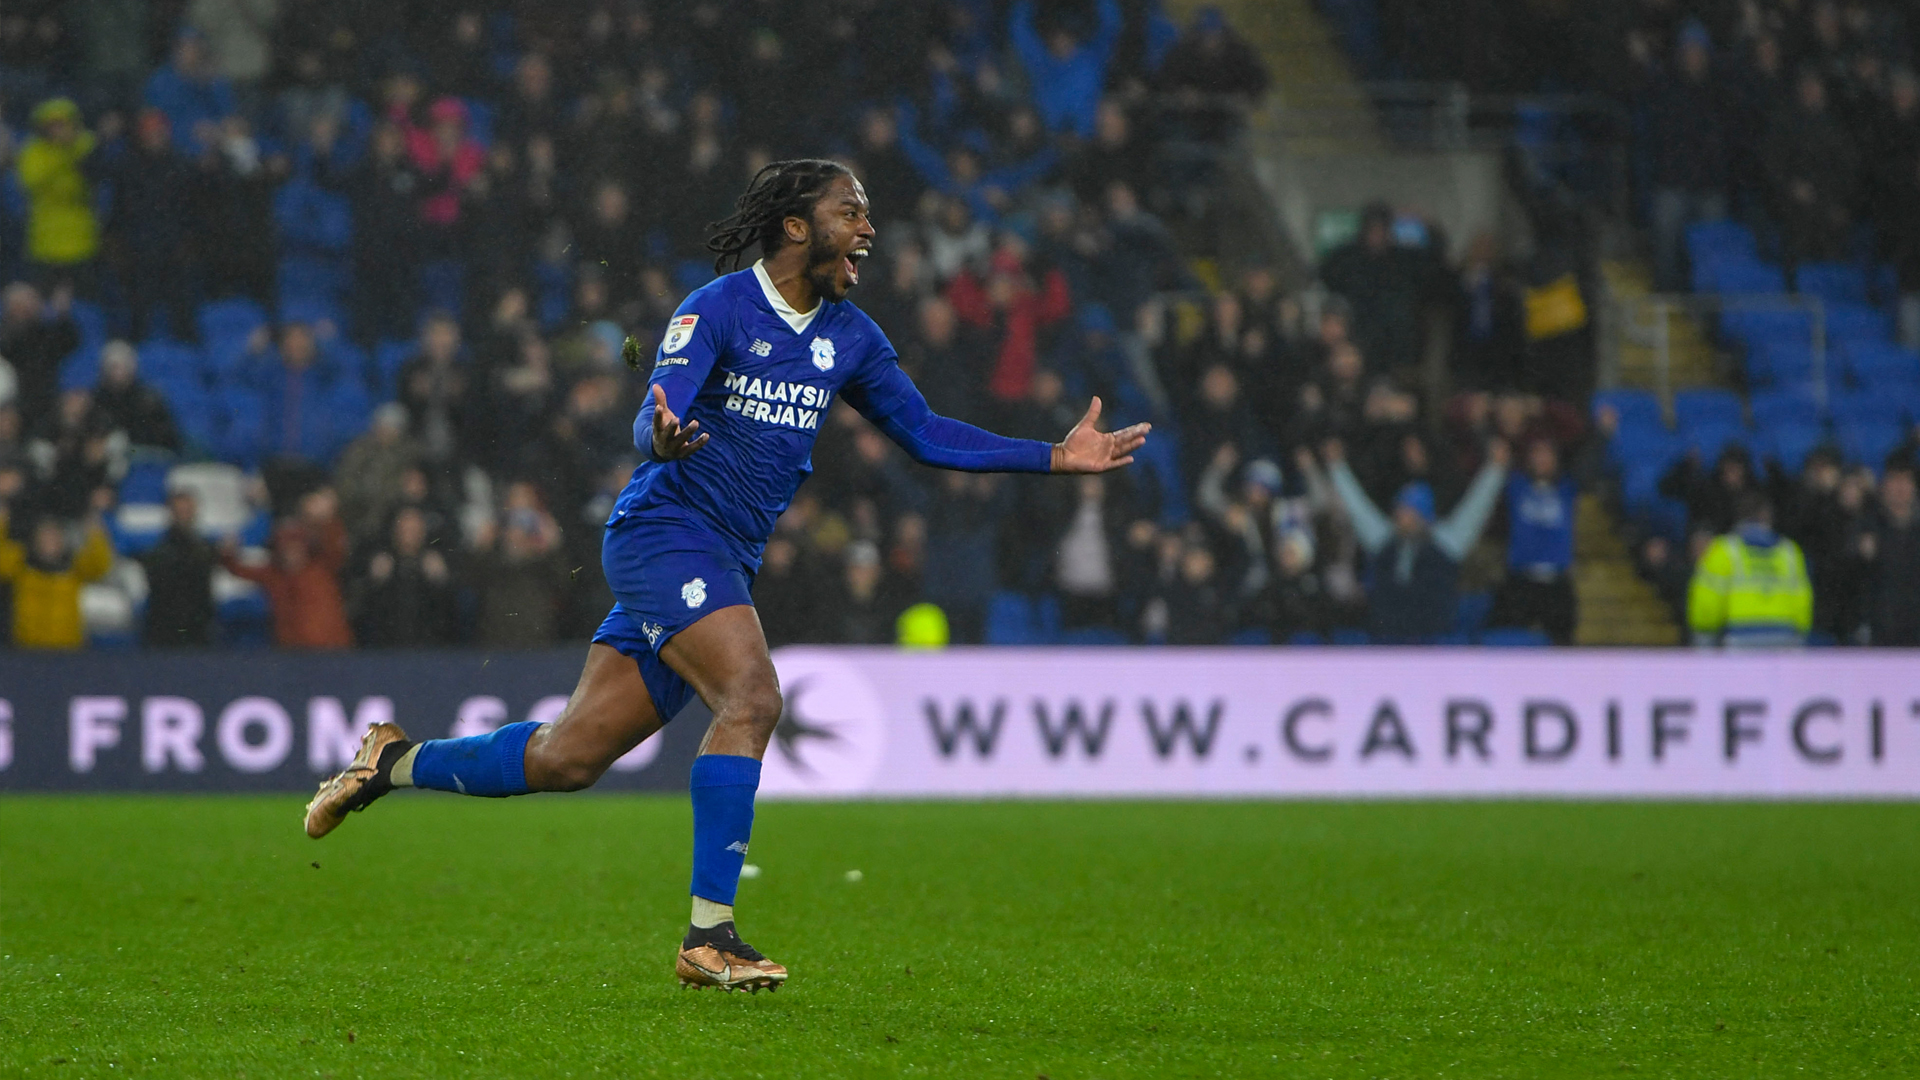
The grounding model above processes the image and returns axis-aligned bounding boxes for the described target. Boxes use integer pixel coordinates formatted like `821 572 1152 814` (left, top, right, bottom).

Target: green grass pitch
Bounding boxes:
3 796 1918 1078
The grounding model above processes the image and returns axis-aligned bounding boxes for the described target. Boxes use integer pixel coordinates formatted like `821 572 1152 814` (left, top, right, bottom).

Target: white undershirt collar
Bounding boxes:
752 260 821 335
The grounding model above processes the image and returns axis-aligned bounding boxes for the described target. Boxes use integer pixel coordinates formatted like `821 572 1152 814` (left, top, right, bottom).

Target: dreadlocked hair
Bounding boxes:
705 158 853 274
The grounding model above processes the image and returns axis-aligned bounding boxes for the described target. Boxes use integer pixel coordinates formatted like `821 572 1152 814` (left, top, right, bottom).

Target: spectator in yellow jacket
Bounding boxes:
0 511 114 649
1687 492 1813 648
14 98 100 282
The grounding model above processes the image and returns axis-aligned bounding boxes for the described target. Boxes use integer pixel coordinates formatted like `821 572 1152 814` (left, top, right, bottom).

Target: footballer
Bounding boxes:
302 160 1150 991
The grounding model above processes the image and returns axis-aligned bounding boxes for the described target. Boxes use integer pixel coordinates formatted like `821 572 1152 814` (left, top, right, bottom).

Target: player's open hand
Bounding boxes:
651 384 710 460
1051 397 1151 474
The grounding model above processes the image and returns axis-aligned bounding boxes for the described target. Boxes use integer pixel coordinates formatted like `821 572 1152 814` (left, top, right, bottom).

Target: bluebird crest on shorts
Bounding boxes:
683 577 708 608
810 336 835 371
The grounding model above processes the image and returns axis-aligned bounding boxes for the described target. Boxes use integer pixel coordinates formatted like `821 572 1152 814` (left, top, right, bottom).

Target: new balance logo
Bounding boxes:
726 841 750 854
749 339 772 357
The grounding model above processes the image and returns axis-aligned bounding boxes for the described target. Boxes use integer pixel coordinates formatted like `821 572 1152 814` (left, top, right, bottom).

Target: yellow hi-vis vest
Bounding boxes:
1687 530 1813 647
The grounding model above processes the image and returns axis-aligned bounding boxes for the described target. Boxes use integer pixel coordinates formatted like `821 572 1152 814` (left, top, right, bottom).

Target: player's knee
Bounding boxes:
722 680 784 737
525 725 608 792
545 753 606 792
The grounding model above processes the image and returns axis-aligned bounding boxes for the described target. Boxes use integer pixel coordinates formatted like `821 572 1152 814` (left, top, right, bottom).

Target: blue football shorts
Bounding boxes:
591 518 756 724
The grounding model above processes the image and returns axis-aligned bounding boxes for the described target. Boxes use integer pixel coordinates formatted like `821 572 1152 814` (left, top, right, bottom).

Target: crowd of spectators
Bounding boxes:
0 1 1640 651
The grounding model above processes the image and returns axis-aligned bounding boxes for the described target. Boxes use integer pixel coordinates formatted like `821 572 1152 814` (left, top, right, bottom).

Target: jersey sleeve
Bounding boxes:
841 326 1054 474
633 289 729 460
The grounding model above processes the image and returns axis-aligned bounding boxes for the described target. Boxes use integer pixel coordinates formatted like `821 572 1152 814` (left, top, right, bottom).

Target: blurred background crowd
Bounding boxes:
0 0 1916 651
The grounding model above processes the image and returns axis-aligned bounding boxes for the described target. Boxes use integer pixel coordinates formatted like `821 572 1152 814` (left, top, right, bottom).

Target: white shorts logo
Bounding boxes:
682 577 708 608
809 336 836 371
663 314 699 354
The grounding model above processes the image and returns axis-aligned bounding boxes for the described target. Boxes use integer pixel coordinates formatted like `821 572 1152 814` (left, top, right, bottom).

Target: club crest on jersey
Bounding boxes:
663 314 699 354
810 335 836 371
682 577 708 608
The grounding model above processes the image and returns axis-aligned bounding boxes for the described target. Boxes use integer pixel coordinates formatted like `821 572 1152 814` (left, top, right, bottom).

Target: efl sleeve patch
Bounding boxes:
663 314 700 355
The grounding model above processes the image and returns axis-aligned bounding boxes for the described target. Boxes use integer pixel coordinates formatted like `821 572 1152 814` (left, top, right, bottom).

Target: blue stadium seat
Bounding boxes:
1794 262 1868 306
1745 340 1818 386
197 298 269 346
1673 388 1745 430
985 592 1035 645
1592 388 1663 429
1225 628 1270 646
70 299 108 350
1609 425 1686 485
109 502 171 556
119 460 171 504
1749 388 1820 428
1825 302 1893 344
1330 627 1371 646
1721 306 1811 343
1754 423 1825 473
1829 390 1904 426
278 295 343 332
1480 627 1551 647
1840 340 1920 387
1708 259 1787 294
1454 591 1493 636
59 344 101 391
1062 627 1129 646
1286 631 1326 646
1685 220 1756 262
1682 422 1750 458
1838 422 1906 470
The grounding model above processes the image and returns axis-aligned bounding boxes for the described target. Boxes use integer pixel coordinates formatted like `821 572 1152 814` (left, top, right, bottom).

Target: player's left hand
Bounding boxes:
1051 397 1151 474
651 384 710 460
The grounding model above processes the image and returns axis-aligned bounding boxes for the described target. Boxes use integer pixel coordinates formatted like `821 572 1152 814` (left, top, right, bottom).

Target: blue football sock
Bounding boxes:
689 754 761 905
407 721 540 797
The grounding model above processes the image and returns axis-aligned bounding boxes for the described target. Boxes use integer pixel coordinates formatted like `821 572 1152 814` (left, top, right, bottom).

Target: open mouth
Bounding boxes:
845 248 869 286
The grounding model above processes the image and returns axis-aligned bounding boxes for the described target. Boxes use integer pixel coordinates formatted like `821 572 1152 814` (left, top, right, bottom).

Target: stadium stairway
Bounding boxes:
1572 492 1680 646
1569 259 1709 647
1165 0 1382 157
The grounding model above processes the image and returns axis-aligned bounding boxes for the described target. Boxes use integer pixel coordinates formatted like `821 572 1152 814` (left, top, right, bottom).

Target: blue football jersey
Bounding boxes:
608 264 914 568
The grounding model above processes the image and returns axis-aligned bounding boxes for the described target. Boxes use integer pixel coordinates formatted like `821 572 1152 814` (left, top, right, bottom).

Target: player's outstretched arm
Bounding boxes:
649 384 710 460
1050 397 1151 474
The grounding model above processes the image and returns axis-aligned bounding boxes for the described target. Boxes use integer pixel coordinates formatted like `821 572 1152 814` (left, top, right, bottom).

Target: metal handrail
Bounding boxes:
1609 293 1829 414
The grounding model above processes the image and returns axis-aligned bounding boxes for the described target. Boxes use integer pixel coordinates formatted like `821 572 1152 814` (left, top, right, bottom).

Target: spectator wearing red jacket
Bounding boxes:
220 489 353 649
946 242 1071 404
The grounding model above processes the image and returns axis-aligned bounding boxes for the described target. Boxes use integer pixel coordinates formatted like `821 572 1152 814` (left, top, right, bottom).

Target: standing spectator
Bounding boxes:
333 402 421 541
1155 537 1228 645
472 480 566 647
143 29 236 154
189 116 284 303
349 506 457 646
1492 439 1579 644
1644 22 1729 291
220 489 352 649
187 0 279 97
0 507 114 649
0 282 80 433
1152 6 1271 141
92 341 181 452
138 487 216 647
1763 68 1858 265
1661 443 1755 540
1453 234 1527 391
98 109 195 341
946 244 1072 405
1325 437 1510 643
15 98 100 291
751 536 818 649
830 540 907 644
337 122 424 343
397 312 476 501
923 471 1004 643
1852 459 1920 646
1009 0 1122 139
1052 474 1128 632
1687 492 1812 648
1320 201 1442 375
